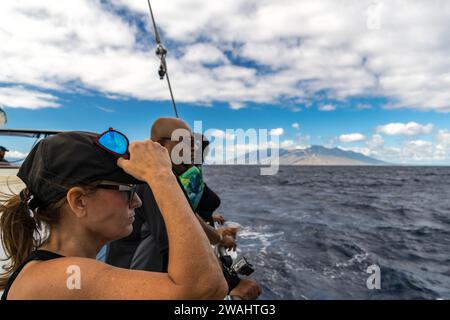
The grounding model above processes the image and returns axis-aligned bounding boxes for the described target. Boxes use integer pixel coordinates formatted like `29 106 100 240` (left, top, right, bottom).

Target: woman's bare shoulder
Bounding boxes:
7 257 181 300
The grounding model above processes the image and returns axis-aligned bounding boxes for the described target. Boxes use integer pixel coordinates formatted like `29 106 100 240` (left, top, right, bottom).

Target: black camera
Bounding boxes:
215 245 255 294
230 256 254 276
215 245 255 277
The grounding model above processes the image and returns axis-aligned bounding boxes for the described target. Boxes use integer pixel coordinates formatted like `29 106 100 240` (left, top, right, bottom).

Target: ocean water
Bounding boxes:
202 165 450 300
1 166 449 300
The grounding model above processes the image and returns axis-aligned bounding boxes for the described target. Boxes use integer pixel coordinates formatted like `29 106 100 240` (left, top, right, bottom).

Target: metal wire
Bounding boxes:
146 0 179 118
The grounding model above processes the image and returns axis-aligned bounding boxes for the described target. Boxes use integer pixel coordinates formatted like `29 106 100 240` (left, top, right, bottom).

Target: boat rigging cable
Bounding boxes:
146 0 179 118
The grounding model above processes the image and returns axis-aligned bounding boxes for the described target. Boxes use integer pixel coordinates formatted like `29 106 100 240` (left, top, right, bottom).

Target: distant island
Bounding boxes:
237 145 389 166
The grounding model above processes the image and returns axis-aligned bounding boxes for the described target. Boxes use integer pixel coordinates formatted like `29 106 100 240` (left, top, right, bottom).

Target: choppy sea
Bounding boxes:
202 165 450 300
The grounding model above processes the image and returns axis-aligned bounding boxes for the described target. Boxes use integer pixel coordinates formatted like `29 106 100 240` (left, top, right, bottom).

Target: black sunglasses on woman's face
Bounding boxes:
96 183 137 207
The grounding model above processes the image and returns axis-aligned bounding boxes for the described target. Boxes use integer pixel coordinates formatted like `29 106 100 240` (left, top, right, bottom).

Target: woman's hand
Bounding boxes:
117 140 173 183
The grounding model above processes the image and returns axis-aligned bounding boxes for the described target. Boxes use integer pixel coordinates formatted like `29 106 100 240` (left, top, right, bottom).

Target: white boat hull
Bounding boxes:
0 168 24 194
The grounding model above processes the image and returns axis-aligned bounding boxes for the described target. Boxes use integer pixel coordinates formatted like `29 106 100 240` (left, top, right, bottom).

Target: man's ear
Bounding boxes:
66 187 90 218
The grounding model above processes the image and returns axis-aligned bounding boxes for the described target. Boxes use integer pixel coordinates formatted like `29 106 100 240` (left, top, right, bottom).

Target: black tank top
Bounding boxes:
196 184 221 222
1 250 64 300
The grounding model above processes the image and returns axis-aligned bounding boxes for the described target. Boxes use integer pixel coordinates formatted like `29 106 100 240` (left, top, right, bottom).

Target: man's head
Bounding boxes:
0 146 8 160
151 117 195 175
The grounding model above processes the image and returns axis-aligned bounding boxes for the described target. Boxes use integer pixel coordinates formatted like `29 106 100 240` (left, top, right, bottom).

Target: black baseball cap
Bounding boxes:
18 131 144 210
0 146 9 152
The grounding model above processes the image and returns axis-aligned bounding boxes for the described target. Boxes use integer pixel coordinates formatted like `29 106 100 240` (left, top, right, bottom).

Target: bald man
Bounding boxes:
151 117 195 174
106 117 236 270
106 117 261 299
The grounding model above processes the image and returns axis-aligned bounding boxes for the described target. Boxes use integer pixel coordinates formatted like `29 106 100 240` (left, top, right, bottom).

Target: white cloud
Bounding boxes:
0 1 449 111
96 106 115 113
182 43 229 65
297 134 311 143
337 134 385 160
401 140 434 161
207 129 236 140
229 102 246 110
319 105 336 112
435 130 450 160
361 129 450 163
0 86 60 109
5 150 29 159
366 134 384 149
339 133 366 143
281 140 295 149
292 122 300 130
437 130 450 146
376 122 434 136
270 128 284 136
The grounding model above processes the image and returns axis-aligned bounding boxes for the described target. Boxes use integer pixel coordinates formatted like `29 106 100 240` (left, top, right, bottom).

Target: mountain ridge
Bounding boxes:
237 145 388 165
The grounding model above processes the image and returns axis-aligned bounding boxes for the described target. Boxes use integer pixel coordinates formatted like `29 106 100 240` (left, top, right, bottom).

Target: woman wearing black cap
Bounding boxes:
0 131 227 299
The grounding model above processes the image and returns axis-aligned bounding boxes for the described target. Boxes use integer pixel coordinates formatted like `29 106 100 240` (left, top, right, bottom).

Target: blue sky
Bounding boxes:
1 0 450 165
